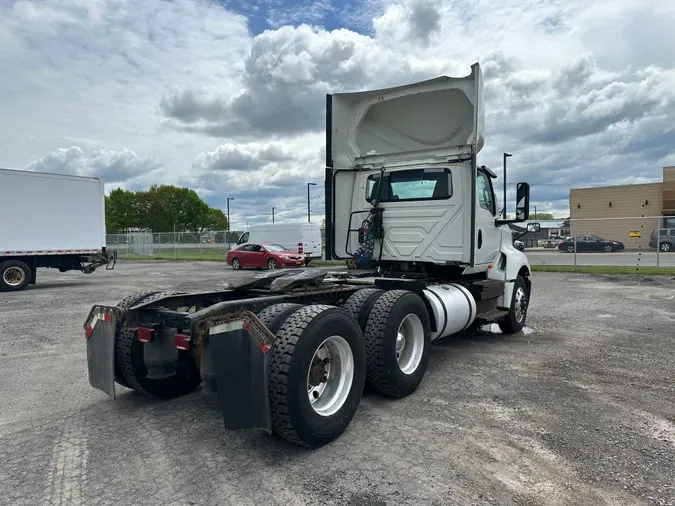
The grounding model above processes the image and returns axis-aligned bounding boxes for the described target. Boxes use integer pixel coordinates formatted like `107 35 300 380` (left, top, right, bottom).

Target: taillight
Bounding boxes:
174 333 191 350
137 327 154 343
298 242 303 254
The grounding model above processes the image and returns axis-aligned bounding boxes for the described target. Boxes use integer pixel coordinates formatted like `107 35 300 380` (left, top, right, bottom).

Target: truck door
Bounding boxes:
474 169 502 266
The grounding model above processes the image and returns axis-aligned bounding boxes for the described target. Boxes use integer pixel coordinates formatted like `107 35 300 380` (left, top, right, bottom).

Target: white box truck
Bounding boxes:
0 168 116 291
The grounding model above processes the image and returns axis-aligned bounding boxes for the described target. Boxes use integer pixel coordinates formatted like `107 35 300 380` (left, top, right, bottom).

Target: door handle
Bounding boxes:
478 230 483 249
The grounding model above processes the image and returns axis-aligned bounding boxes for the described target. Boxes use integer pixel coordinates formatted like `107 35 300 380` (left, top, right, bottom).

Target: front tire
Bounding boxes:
566 245 575 253
363 290 431 398
604 245 613 252
0 260 31 292
498 275 529 334
267 258 277 270
231 258 241 270
269 305 366 447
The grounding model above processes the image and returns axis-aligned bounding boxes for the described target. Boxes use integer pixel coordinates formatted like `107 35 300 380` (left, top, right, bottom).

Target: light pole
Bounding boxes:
503 152 512 218
307 182 317 223
272 207 276 223
226 197 235 231
534 205 537 220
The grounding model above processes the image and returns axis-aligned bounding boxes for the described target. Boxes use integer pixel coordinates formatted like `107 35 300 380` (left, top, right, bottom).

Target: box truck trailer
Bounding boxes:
0 168 115 291
83 63 539 447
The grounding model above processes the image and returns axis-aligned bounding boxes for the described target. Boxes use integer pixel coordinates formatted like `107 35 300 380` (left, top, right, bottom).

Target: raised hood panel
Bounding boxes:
329 63 484 169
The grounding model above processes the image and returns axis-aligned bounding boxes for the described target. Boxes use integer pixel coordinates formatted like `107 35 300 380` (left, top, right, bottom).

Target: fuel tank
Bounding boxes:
423 283 476 341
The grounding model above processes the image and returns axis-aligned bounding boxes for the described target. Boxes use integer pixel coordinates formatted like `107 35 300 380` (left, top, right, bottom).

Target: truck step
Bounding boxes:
464 279 505 301
475 309 509 322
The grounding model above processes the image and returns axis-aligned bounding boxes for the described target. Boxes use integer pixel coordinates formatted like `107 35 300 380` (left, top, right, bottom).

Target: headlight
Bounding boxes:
280 255 289 260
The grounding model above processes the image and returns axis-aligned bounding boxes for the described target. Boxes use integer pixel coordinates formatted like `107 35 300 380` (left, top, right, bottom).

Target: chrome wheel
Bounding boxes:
604 245 613 252
661 242 671 252
3 266 25 287
307 335 354 417
514 286 528 323
267 259 277 270
567 245 574 253
232 258 240 269
395 314 424 375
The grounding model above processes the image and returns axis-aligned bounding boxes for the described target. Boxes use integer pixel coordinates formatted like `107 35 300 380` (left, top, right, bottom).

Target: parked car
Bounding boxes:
649 228 675 252
236 223 322 264
226 243 305 270
558 235 624 253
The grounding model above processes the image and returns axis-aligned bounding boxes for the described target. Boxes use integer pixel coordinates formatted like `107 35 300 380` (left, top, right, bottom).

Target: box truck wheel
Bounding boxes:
363 290 431 398
116 291 202 398
269 305 366 447
0 260 31 292
257 303 304 334
498 276 529 334
342 288 385 331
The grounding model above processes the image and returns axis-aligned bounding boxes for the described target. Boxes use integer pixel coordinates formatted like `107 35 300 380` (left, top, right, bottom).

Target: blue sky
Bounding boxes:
1 0 674 228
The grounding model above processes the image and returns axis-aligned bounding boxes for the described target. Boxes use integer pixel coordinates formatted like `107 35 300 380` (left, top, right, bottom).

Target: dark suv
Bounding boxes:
649 228 675 252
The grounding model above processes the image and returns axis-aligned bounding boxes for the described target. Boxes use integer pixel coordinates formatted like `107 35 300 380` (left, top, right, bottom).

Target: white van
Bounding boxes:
236 223 323 263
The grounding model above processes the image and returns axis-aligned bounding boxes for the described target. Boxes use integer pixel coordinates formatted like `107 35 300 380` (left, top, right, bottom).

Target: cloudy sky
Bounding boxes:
1 0 674 227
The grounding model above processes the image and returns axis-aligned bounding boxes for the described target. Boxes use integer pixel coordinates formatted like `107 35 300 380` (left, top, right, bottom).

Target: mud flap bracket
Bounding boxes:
199 312 275 435
84 305 120 399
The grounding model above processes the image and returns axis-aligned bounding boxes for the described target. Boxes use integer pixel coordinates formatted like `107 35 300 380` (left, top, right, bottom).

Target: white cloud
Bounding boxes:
2 0 675 225
24 146 161 185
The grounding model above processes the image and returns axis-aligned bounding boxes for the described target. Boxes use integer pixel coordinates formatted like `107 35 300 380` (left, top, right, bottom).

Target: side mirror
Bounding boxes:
527 222 541 233
515 182 530 222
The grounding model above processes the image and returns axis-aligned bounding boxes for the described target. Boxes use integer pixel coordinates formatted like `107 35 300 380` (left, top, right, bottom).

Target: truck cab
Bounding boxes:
324 63 537 304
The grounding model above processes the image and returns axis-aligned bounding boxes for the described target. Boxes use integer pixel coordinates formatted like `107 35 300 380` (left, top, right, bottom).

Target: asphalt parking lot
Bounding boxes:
1 262 674 506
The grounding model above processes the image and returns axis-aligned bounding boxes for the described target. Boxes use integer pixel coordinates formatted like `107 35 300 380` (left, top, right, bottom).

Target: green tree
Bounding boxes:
135 185 208 232
105 188 137 233
105 184 228 233
532 212 555 220
203 208 228 232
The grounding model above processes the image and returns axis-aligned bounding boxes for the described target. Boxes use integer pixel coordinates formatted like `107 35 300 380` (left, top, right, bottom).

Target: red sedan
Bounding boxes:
226 243 305 270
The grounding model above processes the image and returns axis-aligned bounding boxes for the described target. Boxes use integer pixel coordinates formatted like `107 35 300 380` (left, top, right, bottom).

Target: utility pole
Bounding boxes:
272 207 275 223
307 182 317 222
226 197 235 231
503 152 512 218
226 197 235 247
534 205 537 220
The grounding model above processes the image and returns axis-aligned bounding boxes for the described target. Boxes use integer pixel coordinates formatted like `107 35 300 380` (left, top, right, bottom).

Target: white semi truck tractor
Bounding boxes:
84 62 539 448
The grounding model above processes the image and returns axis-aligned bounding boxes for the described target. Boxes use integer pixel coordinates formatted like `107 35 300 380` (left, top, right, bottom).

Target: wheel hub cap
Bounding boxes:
396 314 424 375
514 287 528 323
3 267 25 287
307 336 354 417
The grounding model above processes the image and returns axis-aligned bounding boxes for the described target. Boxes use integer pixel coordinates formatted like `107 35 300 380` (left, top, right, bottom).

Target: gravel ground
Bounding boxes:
1 261 674 506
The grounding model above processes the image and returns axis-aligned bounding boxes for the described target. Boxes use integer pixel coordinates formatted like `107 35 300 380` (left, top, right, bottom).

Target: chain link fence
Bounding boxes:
518 215 675 269
107 231 243 259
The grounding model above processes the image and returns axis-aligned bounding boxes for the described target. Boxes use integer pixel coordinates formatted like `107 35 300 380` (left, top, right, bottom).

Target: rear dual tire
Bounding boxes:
268 305 366 448
114 291 202 398
361 290 431 398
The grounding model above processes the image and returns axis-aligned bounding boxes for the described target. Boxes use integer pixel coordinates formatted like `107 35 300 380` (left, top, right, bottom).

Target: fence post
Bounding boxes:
656 216 661 270
573 220 577 270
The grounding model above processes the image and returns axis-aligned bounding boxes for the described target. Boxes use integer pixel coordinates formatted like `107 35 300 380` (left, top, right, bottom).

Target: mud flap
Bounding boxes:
85 306 118 399
207 321 272 434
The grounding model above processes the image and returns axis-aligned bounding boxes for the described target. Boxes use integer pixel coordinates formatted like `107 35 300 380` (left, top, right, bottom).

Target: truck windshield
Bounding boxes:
366 168 452 203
